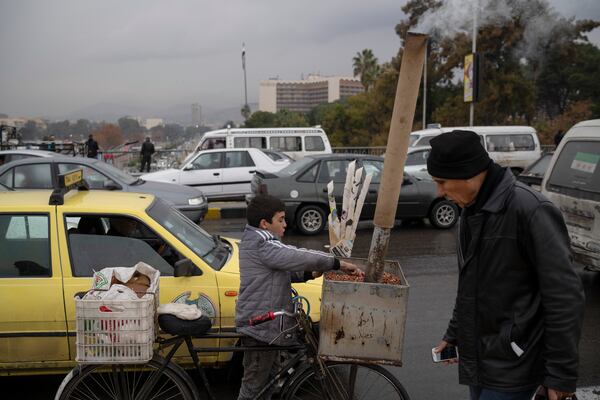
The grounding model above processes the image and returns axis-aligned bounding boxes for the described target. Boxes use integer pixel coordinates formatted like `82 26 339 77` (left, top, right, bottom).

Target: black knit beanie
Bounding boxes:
426 130 491 179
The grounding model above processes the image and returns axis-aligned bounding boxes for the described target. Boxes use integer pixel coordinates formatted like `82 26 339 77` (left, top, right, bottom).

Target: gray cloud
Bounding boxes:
0 0 597 121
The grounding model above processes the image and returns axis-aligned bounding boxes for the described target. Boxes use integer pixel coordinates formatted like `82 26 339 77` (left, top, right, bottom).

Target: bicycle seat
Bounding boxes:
158 314 212 337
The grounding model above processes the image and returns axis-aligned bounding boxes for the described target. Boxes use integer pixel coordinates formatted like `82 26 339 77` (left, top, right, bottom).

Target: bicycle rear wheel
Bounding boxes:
283 362 410 400
55 355 198 400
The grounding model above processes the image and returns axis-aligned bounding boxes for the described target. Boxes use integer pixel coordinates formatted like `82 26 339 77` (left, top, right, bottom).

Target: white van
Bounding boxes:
195 126 332 160
542 119 600 271
409 126 542 173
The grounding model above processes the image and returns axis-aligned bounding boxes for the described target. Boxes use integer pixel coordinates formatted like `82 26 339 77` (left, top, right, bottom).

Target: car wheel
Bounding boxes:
429 200 458 229
296 205 326 235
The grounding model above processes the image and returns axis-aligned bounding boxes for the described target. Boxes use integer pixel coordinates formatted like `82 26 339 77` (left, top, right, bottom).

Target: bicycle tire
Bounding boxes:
55 355 199 400
283 362 410 400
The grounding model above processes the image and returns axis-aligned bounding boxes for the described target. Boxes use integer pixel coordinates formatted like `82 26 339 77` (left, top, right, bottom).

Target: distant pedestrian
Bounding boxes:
554 129 564 147
140 137 155 172
86 134 99 159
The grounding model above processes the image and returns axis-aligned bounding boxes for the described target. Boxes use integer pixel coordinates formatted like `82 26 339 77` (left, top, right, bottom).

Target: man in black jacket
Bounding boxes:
428 130 584 400
140 137 155 172
86 134 99 159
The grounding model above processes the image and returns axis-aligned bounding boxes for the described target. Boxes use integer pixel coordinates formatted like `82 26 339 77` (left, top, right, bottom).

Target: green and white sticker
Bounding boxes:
571 152 600 174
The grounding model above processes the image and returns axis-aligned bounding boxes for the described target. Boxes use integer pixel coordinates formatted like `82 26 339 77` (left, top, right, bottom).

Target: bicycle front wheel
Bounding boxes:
55 355 197 400
283 362 410 400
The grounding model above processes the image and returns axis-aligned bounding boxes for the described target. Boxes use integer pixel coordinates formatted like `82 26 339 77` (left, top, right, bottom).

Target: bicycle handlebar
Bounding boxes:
248 310 295 326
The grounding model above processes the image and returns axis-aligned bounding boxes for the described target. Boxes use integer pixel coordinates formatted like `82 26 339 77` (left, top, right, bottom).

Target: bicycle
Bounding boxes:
55 296 410 400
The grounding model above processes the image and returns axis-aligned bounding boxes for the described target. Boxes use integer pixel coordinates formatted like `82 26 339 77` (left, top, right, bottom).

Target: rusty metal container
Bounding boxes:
318 257 409 366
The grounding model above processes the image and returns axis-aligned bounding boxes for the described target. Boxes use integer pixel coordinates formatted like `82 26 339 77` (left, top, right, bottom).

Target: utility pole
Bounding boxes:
469 0 478 127
422 43 428 129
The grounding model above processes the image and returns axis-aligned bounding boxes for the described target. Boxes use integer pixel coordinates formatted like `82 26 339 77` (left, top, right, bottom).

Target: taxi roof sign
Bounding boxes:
49 169 89 205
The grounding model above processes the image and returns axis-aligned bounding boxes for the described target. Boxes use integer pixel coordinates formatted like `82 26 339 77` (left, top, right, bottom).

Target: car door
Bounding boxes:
180 152 223 196
57 210 223 364
0 210 69 363
220 150 256 196
316 158 353 215
361 159 422 219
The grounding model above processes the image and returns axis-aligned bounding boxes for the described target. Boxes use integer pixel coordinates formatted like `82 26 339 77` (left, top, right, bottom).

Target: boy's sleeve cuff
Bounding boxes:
333 258 341 270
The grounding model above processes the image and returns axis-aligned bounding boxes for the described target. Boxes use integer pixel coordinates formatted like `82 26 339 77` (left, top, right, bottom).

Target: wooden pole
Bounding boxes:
366 33 428 283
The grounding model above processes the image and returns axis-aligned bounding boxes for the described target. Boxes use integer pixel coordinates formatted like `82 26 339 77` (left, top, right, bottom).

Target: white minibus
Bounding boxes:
409 126 542 173
195 126 332 160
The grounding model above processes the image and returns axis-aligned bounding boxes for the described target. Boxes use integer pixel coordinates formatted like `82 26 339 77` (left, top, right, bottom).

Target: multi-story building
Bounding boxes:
259 74 363 113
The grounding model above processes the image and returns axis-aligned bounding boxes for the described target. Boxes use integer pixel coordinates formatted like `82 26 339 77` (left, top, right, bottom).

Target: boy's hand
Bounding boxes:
340 261 364 277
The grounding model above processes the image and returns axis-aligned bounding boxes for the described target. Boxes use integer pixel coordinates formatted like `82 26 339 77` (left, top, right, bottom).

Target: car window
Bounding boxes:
526 154 552 176
270 136 302 152
409 135 419 146
485 134 534 152
0 168 13 187
191 153 222 170
234 137 266 149
13 163 53 189
147 199 230 270
58 164 111 190
547 141 600 201
305 136 325 151
297 163 319 182
405 150 430 166
0 214 50 277
199 138 225 150
278 157 315 177
65 214 189 277
416 136 435 146
225 151 255 168
318 160 351 183
361 160 383 183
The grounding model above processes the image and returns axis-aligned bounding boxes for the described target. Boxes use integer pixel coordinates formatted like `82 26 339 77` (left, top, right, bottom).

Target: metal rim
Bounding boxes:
300 208 323 233
435 203 456 227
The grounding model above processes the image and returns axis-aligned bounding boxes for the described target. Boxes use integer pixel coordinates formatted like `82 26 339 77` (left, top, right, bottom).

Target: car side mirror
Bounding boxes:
183 164 194 171
103 180 121 190
174 258 199 277
402 176 413 186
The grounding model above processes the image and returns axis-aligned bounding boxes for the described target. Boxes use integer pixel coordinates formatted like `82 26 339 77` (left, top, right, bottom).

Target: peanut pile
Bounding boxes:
324 271 403 285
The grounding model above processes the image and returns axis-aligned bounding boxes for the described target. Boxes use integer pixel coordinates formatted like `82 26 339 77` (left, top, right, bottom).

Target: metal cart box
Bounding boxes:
318 258 409 366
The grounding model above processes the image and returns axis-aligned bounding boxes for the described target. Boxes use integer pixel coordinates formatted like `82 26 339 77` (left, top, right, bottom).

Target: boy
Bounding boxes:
236 194 362 400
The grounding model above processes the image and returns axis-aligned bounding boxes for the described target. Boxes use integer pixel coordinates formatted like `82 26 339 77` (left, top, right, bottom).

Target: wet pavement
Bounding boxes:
4 219 599 399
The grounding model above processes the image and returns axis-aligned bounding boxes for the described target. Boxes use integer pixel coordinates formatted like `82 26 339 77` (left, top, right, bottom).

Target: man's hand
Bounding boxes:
433 340 459 365
547 388 576 400
340 261 364 277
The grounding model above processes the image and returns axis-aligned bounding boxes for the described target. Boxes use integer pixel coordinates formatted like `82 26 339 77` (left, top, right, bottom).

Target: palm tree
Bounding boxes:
352 49 380 91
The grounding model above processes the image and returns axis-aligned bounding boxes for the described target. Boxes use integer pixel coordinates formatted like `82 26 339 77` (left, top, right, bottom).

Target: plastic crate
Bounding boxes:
75 296 155 364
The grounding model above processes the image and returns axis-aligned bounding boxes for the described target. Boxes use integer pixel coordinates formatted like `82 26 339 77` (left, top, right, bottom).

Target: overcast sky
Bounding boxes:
1 0 598 120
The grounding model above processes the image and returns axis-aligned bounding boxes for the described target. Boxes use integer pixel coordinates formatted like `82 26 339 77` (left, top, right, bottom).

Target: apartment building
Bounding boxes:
259 74 363 113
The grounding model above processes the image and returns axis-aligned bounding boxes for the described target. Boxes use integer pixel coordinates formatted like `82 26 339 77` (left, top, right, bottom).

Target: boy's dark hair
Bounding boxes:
247 194 285 228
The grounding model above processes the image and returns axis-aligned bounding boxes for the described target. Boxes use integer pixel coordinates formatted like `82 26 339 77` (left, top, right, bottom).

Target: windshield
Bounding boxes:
278 157 315 176
95 161 138 185
409 135 420 146
526 154 552 176
147 199 229 270
181 151 197 167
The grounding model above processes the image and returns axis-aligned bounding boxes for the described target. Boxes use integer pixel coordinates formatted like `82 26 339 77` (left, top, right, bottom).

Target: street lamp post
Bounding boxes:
241 43 250 120
469 0 478 127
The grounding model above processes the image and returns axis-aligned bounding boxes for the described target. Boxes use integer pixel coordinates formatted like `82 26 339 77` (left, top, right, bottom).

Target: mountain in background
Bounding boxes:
62 102 257 127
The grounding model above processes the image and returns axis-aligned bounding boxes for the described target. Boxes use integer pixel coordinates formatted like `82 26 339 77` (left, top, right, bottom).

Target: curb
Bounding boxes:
205 204 246 220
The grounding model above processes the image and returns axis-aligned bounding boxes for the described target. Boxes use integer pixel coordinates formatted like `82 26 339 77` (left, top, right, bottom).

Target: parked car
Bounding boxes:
0 173 322 374
249 154 459 234
542 119 600 271
404 146 432 180
517 152 553 191
0 156 208 223
142 148 291 201
0 149 57 166
409 125 542 174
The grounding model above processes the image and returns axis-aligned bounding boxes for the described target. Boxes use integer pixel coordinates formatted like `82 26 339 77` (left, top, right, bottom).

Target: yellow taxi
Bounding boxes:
0 171 323 375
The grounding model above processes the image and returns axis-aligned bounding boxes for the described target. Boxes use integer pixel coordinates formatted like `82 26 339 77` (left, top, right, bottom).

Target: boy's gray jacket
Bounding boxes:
235 225 336 345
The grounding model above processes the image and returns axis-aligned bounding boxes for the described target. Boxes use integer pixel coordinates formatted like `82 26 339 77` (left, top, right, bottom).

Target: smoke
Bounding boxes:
412 0 569 64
